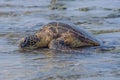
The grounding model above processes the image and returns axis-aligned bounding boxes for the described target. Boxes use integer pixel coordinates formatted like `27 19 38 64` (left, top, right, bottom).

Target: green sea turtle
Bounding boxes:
19 22 100 50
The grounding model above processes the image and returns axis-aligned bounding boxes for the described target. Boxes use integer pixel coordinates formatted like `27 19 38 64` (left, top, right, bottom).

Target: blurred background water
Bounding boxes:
0 0 120 80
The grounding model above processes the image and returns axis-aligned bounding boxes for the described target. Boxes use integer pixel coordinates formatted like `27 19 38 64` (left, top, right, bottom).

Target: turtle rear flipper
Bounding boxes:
49 39 69 50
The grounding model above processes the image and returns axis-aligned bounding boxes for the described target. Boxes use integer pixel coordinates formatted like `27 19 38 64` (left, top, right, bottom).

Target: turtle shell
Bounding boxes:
41 22 100 46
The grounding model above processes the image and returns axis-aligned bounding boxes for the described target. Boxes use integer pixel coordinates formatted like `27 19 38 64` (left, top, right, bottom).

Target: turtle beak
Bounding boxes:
20 42 26 48
19 38 27 48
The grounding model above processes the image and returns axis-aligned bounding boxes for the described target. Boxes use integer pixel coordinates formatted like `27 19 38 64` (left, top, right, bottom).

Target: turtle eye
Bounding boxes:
23 37 27 43
21 37 31 47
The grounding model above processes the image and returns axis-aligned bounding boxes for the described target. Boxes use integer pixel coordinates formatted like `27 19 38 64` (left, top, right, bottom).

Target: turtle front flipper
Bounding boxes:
49 39 69 50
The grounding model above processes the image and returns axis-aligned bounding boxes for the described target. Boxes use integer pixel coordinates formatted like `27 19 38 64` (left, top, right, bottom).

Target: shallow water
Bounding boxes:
0 0 120 80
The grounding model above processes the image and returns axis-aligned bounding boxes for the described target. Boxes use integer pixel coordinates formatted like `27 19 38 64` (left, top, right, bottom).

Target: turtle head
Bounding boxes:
19 35 40 49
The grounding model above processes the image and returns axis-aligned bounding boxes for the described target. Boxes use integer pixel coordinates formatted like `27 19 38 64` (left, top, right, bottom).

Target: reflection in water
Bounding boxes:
2 49 119 80
0 0 120 80
51 0 57 5
49 0 67 10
